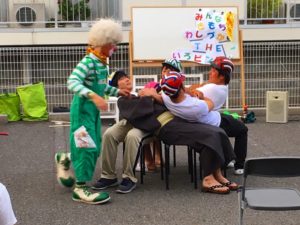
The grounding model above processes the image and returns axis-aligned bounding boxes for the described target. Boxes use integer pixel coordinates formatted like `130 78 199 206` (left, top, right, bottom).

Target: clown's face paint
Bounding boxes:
101 43 117 58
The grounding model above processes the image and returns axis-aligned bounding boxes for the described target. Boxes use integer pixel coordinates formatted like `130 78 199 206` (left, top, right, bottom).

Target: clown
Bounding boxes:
55 18 130 205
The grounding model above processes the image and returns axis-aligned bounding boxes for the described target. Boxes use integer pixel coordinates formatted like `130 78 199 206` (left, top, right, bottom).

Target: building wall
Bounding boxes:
0 0 299 45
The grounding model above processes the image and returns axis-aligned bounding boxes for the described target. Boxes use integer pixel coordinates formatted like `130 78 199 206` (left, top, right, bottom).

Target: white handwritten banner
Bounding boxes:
172 8 236 64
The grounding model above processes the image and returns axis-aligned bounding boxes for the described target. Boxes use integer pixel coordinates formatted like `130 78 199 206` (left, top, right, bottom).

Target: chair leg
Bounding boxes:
187 147 191 174
159 141 164 180
238 193 244 225
173 145 176 167
134 134 156 185
139 143 144 184
193 148 197 189
239 207 244 225
165 144 170 190
152 142 156 170
199 154 203 180
187 146 194 182
197 146 206 180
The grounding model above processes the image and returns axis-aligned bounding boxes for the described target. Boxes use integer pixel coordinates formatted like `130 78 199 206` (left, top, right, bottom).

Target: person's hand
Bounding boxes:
118 89 131 97
138 88 157 97
192 90 204 99
89 93 108 111
186 87 204 99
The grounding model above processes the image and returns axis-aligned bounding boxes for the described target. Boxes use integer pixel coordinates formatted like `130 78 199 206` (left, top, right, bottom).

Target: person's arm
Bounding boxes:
184 85 214 111
138 88 163 104
103 84 119 97
67 57 94 98
186 89 204 99
67 57 108 111
186 82 210 99
118 88 131 97
87 92 108 111
203 97 214 111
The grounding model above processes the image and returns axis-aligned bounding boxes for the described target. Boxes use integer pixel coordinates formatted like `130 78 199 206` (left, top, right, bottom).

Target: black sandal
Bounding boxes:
202 184 230 194
220 181 239 191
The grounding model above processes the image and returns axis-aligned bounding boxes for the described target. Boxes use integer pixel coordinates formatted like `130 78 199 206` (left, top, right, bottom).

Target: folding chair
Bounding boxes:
133 134 164 184
163 144 197 190
100 96 119 123
133 136 177 185
238 157 300 225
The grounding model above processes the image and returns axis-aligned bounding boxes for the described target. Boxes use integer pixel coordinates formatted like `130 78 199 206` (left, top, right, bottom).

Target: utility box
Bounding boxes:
266 91 288 123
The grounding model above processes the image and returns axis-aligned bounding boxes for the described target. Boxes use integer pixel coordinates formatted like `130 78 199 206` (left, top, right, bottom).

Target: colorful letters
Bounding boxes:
172 8 236 64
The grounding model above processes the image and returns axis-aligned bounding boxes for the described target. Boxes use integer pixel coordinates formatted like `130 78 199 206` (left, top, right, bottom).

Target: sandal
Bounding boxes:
202 184 230 194
220 181 239 191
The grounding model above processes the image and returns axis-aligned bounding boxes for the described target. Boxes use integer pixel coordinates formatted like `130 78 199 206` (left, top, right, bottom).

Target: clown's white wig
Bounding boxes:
88 18 122 47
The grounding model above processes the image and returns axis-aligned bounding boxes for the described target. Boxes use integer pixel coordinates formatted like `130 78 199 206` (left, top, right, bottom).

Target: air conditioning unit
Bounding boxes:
10 3 45 28
266 91 289 123
286 0 300 23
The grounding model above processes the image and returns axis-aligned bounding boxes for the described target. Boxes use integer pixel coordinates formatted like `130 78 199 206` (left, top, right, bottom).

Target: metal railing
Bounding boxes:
1 0 300 28
0 41 300 112
0 0 121 28
245 0 300 25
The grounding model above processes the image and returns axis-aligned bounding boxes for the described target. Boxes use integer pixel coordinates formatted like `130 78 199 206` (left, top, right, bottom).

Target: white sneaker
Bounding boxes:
135 162 148 172
234 169 244 175
72 185 110 204
227 160 235 168
55 152 75 188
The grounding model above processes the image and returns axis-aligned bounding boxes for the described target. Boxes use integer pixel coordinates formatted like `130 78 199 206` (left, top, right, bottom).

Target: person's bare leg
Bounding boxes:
153 140 162 167
143 144 156 171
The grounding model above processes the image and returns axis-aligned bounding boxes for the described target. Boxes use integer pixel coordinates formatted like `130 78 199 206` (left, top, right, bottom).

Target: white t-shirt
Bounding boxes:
162 92 221 126
0 183 17 225
197 83 228 111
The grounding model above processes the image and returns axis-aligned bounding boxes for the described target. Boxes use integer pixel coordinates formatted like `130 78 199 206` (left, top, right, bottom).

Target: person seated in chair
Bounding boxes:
139 72 238 193
92 59 183 194
185 57 248 175
142 59 184 172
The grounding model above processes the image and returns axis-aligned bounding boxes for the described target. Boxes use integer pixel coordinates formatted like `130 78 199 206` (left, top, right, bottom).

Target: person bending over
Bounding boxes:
92 58 183 194
141 71 239 191
54 19 130 205
186 57 248 175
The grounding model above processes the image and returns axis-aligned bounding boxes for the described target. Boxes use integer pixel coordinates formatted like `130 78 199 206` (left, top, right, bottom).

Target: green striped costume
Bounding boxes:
68 53 118 182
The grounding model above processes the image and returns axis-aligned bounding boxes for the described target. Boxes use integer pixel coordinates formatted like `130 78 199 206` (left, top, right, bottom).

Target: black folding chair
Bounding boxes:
133 134 164 184
163 144 197 190
238 157 300 225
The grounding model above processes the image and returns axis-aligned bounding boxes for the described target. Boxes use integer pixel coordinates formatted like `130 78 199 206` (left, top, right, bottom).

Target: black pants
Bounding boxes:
219 114 248 169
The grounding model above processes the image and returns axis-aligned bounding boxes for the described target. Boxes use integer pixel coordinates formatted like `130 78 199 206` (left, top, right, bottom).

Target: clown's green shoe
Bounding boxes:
55 152 75 188
72 185 110 205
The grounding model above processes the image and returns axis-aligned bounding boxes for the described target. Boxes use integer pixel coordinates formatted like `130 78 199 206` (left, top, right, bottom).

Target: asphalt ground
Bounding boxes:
1 115 300 225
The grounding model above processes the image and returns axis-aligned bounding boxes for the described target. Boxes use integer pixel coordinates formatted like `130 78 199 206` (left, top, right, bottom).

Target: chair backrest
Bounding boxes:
133 75 158 93
244 157 300 178
100 97 119 122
